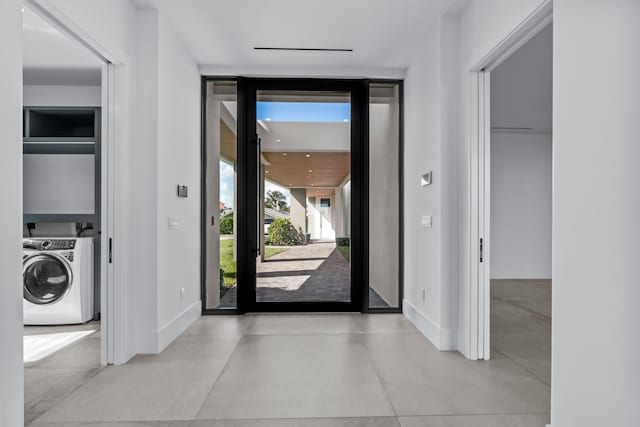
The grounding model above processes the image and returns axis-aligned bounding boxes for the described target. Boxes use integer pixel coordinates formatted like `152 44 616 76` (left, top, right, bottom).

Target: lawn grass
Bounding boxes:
219 238 237 287
264 246 288 259
337 245 351 262
219 239 289 288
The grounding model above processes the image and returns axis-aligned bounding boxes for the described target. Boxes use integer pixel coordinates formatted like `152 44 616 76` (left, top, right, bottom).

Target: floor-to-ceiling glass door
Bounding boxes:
202 78 403 314
237 79 367 312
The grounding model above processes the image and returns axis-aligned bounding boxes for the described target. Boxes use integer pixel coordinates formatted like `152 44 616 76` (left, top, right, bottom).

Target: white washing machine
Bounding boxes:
23 237 94 325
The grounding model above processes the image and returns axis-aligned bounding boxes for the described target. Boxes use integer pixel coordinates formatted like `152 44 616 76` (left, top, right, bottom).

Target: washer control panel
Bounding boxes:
23 239 76 251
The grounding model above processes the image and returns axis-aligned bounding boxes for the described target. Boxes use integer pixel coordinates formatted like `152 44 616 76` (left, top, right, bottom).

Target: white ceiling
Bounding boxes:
22 5 102 85
137 0 457 71
261 122 349 152
491 24 553 134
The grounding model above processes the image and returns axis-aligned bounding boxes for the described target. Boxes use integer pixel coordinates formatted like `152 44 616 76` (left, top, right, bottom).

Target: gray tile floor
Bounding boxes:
26 280 551 426
24 322 103 425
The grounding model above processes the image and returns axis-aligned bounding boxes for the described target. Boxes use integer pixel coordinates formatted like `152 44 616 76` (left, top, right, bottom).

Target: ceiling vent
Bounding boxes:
254 47 353 52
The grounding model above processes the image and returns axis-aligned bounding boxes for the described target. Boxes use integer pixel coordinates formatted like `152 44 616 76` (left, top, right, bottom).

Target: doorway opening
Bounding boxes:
488 23 553 385
202 79 403 313
468 1 553 372
20 1 121 422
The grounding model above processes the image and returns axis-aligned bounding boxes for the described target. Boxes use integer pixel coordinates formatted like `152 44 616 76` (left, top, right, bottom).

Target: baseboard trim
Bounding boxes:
135 300 201 354
403 299 456 351
490 270 552 280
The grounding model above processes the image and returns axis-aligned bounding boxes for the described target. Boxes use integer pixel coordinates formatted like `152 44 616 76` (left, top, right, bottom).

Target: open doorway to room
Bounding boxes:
21 3 109 423
202 79 403 313
487 23 553 385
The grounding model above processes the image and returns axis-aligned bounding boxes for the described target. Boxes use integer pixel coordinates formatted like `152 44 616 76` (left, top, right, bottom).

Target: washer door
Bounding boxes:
23 254 73 305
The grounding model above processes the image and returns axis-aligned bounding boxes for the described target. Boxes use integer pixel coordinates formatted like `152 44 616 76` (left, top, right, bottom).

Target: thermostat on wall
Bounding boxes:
421 172 432 186
177 185 188 198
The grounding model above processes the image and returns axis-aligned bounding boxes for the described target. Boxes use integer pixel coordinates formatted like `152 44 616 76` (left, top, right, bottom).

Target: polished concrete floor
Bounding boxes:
25 280 551 426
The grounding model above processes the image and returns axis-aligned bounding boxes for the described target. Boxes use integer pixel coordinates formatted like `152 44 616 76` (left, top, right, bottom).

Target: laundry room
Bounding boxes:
21 4 106 423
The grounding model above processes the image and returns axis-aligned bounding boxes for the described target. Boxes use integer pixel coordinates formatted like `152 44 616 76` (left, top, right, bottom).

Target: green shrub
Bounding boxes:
336 237 350 261
267 218 303 246
336 237 350 247
220 217 234 234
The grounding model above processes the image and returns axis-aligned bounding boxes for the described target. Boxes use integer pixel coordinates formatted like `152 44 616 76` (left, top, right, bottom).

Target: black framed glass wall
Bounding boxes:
202 80 238 311
202 78 403 313
368 82 402 310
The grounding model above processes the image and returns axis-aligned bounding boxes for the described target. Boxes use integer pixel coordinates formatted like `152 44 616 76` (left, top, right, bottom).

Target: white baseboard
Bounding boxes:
490 269 551 280
135 300 201 354
403 299 456 351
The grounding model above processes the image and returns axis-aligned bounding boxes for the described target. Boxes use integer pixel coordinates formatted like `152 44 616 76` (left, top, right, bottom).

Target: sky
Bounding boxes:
257 102 350 123
220 160 289 209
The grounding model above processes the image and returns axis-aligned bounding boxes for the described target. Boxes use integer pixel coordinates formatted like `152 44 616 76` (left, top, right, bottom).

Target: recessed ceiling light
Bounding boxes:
311 184 315 186
265 170 269 174
275 139 281 142
282 153 288 156
289 183 293 186
305 154 311 158
308 169 313 173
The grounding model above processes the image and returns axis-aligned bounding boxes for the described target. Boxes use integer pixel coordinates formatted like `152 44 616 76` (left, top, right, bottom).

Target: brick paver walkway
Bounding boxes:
256 241 350 302
218 241 389 307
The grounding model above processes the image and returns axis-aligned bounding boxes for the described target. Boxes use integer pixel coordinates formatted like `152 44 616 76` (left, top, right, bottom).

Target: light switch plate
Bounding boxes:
168 217 180 230
421 215 432 228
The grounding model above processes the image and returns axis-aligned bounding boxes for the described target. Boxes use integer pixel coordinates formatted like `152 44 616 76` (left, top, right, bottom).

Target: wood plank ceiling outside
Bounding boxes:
263 151 350 189
219 120 349 191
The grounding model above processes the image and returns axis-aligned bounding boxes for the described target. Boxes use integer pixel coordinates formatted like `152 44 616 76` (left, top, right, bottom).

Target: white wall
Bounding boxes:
130 8 159 351
0 1 24 425
155 12 202 349
402 15 458 350
130 9 202 353
490 133 552 279
23 84 100 106
24 154 95 214
552 1 640 426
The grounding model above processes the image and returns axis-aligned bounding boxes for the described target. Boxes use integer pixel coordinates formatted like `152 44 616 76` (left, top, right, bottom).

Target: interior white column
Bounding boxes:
0 0 24 425
552 1 640 425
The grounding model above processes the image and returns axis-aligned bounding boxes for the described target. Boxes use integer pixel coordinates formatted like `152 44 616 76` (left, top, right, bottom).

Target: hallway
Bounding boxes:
27 310 550 426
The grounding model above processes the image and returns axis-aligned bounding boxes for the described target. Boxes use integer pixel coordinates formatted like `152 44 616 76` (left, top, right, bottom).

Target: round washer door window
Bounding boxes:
23 254 72 305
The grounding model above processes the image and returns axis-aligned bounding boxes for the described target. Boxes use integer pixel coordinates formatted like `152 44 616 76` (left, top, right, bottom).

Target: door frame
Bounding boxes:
25 0 129 364
467 0 553 360
237 78 368 313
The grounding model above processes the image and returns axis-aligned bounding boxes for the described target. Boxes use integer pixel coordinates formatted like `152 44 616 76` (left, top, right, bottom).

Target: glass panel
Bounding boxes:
369 82 401 308
257 90 351 303
204 81 238 310
24 255 70 305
